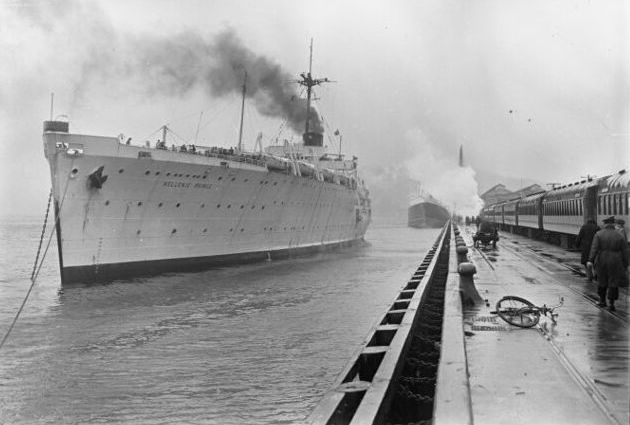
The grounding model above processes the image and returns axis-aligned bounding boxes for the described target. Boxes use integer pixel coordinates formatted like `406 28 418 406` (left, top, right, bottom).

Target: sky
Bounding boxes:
0 0 628 220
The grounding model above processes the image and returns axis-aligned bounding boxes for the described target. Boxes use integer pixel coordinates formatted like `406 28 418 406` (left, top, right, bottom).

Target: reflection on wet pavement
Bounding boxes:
463 226 629 425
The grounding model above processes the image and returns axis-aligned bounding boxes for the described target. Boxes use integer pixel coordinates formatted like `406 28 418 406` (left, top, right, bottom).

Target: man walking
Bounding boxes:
575 219 600 282
587 216 629 311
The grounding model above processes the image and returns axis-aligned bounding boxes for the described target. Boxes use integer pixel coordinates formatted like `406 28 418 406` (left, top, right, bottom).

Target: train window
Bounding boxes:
626 194 629 215
607 195 612 215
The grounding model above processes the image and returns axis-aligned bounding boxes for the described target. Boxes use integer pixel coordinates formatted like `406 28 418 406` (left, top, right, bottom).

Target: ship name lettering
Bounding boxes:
163 181 192 188
193 183 212 189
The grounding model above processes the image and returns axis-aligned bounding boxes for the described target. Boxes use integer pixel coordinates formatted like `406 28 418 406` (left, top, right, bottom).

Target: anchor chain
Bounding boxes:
31 188 53 281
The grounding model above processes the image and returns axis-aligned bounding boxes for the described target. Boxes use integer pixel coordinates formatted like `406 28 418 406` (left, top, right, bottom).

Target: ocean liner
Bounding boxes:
408 191 450 228
42 52 371 284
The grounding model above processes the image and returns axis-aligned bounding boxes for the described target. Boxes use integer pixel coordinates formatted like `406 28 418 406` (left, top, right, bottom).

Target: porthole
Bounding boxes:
217 204 221 208
201 203 205 208
251 205 255 209
202 175 207 179
273 182 277 186
145 170 150 175
231 177 236 181
227 205 231 209
136 230 141 235
229 228 233 232
218 176 223 181
240 205 244 209
118 169 124 173
261 206 265 210
203 228 207 233
166 172 171 176
137 201 142 206
158 202 163 207
171 229 177 234
240 228 244 232
155 171 160 176
186 174 190 178
176 203 181 208
244 178 248 182
71 168 78 175
105 200 110 206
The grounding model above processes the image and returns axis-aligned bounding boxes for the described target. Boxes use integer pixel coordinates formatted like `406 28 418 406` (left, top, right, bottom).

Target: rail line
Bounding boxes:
498 238 629 324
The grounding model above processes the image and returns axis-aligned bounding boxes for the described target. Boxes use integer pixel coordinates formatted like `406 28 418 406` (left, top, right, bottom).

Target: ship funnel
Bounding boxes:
43 120 69 133
303 131 323 147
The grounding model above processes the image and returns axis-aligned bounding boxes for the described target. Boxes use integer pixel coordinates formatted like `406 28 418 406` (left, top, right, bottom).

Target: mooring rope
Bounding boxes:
1 165 73 351
0 190 52 350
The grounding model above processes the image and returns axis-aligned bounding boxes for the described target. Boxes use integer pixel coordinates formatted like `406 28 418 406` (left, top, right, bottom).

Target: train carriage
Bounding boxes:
503 198 519 230
481 205 495 223
493 202 505 228
517 192 545 231
542 179 599 236
597 170 629 239
479 168 628 247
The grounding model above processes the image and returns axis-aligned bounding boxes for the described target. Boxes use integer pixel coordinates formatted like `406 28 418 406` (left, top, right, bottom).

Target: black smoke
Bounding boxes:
131 29 323 134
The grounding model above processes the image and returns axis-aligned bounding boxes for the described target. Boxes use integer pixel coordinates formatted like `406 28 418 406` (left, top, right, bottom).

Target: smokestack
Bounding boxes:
459 145 464 167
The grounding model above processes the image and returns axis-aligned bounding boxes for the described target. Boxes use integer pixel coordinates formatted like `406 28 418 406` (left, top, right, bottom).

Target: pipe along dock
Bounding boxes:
308 222 629 425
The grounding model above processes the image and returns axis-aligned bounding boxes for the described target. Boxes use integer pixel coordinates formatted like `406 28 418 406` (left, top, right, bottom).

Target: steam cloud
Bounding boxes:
402 129 483 217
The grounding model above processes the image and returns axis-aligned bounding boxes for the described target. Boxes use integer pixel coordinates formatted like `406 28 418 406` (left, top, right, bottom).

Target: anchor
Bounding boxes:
87 166 108 189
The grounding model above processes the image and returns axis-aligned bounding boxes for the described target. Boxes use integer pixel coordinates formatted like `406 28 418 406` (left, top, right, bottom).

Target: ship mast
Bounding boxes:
237 70 247 152
297 39 329 134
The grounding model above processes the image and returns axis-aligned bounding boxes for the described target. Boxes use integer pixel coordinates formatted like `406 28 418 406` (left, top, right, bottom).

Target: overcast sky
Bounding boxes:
0 0 628 219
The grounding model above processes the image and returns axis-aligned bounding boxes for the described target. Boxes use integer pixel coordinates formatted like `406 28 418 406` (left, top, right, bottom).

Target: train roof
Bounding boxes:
544 178 600 200
601 169 629 193
520 191 546 203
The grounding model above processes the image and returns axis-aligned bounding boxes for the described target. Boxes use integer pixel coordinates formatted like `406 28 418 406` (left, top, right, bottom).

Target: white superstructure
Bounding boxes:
42 121 371 284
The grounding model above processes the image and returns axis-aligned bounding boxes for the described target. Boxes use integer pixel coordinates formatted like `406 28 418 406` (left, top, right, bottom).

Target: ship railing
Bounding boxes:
126 140 268 168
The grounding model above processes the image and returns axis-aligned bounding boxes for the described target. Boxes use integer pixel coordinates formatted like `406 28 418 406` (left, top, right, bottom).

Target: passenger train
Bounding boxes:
482 169 629 247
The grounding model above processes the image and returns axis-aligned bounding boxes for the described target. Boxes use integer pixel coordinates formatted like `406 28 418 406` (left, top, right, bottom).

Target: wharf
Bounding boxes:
438 226 629 425
308 223 628 425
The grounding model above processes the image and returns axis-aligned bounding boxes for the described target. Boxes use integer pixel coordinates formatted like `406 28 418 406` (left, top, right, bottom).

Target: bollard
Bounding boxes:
458 262 482 306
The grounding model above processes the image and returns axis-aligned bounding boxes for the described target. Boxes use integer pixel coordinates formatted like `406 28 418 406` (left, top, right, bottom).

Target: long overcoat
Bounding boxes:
589 225 629 288
575 222 600 264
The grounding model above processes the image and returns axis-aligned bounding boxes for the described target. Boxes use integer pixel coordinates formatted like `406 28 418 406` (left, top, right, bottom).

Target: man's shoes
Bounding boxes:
609 304 616 312
597 301 607 307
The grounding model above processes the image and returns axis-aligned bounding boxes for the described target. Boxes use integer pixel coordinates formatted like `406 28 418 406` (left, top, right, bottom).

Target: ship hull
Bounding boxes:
44 130 371 284
60 237 363 284
408 201 449 228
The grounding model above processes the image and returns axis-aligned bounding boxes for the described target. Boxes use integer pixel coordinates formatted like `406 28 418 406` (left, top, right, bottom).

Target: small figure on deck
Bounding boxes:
575 219 600 282
475 215 481 230
587 216 629 311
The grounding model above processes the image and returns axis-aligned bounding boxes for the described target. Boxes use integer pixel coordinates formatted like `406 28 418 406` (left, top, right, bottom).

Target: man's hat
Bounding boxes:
603 216 615 224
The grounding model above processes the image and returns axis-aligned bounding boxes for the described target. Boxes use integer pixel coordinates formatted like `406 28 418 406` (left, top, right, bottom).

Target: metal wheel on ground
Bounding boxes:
495 296 540 328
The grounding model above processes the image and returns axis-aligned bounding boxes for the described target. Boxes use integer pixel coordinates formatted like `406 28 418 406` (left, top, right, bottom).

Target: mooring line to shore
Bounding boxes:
1 168 72 351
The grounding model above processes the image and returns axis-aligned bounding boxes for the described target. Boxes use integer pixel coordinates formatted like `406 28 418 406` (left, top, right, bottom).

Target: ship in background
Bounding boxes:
407 189 450 228
42 43 371 284
408 145 462 228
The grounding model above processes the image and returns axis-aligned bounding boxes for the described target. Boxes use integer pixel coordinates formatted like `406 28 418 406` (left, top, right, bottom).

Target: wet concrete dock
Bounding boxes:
309 223 628 424
454 226 629 425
